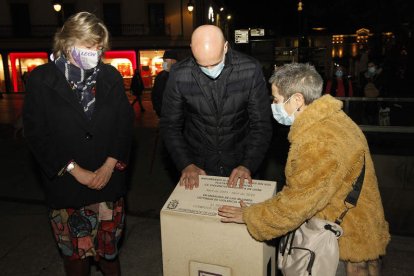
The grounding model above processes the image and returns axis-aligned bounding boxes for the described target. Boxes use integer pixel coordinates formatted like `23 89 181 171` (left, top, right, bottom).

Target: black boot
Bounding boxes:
63 256 90 276
98 257 121 276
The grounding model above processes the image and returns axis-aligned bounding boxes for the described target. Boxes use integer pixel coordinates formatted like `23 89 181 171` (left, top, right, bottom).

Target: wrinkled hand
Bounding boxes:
218 200 247 224
89 158 117 190
180 164 206 190
70 165 96 187
227 166 252 188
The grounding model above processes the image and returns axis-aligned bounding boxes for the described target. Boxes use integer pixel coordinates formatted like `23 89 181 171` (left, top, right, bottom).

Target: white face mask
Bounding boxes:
200 56 225 79
162 61 169 71
271 96 296 126
71 47 101 70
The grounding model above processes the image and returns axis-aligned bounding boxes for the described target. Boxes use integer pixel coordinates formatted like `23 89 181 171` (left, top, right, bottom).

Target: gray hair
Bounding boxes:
53 12 110 58
269 63 323 105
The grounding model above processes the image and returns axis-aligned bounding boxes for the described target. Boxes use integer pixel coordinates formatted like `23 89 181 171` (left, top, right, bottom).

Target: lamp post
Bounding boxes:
187 0 194 13
298 0 303 42
53 1 64 26
297 0 306 61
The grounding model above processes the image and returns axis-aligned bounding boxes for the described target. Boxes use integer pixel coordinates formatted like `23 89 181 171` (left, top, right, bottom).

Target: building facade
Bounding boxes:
0 0 231 93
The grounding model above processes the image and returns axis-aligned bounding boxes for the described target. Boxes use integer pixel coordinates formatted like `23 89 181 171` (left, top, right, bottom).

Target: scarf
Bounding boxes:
55 55 99 120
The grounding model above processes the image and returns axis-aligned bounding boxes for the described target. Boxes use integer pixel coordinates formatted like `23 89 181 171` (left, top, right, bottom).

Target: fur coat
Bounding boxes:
243 95 390 261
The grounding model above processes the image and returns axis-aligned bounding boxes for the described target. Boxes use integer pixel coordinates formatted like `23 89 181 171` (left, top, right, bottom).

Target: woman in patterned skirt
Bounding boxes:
23 12 134 275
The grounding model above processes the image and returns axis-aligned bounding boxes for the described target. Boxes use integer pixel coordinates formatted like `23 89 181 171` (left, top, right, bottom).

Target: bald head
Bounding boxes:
191 25 227 68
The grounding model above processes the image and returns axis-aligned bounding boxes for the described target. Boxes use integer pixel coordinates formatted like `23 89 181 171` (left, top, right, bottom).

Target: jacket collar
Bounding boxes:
288 95 344 143
42 62 112 124
190 49 234 116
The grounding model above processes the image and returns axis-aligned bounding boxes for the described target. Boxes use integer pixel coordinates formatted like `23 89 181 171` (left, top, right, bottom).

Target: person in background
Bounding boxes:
218 63 389 276
325 65 353 97
160 25 272 189
130 68 145 112
23 12 134 276
363 61 384 97
151 50 177 117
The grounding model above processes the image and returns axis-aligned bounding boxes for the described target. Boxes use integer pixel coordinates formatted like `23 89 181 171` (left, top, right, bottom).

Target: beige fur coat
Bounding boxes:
243 95 390 261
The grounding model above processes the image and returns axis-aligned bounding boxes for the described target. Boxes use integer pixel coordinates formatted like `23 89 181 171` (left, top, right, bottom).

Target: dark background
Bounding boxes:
223 0 412 35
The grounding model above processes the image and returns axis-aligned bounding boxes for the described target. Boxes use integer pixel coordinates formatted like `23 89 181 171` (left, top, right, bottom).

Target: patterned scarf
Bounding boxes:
55 55 100 120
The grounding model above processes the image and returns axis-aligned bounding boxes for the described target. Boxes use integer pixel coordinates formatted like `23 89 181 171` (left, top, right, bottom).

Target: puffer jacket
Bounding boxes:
243 95 390 261
160 49 272 176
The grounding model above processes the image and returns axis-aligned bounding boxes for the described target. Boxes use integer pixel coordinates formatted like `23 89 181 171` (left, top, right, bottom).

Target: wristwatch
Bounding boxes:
66 161 76 173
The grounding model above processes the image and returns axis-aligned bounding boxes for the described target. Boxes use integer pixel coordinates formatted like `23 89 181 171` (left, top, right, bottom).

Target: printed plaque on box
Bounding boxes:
163 175 276 217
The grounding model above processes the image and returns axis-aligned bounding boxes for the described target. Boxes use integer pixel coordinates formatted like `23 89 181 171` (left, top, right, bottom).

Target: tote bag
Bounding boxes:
278 217 343 276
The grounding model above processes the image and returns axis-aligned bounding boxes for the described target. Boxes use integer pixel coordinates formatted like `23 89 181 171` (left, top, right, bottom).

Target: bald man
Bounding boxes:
160 25 272 189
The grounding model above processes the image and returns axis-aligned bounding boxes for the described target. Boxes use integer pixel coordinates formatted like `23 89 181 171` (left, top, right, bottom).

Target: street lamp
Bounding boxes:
53 1 62 12
298 0 303 12
187 0 194 13
53 1 64 26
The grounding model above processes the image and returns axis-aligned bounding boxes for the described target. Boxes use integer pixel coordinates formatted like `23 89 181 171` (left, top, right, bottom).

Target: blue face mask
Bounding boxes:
200 58 225 79
271 96 295 126
335 70 343 78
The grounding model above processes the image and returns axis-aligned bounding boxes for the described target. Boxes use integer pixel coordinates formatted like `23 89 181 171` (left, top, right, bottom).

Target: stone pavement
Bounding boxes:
0 93 414 275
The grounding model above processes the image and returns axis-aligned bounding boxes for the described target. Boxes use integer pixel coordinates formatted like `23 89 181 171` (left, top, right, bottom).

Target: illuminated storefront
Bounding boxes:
8 52 48 92
0 54 5 93
139 50 165 89
1 49 172 93
102 50 137 89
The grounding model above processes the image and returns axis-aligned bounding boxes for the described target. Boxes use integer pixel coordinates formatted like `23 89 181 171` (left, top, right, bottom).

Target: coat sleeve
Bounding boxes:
107 74 135 164
23 71 71 178
240 64 272 173
159 69 194 172
243 140 340 241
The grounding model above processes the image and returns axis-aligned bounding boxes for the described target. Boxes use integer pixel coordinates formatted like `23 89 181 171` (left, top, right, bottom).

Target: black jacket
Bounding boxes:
151 70 169 117
130 72 144 96
23 62 134 209
160 49 272 176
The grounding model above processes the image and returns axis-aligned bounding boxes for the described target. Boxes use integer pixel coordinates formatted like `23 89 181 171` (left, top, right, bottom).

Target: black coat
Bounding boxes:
151 70 169 117
23 62 134 209
160 49 272 176
130 72 144 96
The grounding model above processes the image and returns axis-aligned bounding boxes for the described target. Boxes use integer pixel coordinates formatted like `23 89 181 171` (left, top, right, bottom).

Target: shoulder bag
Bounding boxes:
278 158 366 276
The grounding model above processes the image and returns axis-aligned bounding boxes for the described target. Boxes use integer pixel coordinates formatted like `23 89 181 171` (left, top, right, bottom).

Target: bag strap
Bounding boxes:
335 156 366 225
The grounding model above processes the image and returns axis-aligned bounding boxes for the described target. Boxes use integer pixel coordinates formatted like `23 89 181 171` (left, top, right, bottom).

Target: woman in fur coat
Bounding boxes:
218 63 389 275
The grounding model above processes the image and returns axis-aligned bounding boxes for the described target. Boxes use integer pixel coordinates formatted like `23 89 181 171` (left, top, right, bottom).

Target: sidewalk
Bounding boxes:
1 94 414 275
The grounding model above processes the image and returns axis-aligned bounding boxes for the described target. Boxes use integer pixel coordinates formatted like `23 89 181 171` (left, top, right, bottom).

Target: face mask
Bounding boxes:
162 61 169 71
335 70 343 78
368 66 376 74
200 58 225 79
71 47 101 70
271 96 296 126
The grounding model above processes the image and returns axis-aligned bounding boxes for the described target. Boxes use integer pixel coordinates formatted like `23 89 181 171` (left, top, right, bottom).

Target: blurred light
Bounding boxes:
227 14 232 20
312 27 326 31
187 1 194 13
220 7 224 12
53 3 62 12
208 6 214 23
351 44 358 57
298 0 303 12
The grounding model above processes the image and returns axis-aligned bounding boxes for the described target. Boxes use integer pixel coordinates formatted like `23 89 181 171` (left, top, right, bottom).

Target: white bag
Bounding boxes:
278 217 343 276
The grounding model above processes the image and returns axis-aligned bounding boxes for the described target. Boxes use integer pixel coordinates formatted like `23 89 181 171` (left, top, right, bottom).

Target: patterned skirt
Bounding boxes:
49 198 125 260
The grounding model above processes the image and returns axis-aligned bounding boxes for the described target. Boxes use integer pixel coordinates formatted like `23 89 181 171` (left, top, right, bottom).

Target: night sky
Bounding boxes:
223 0 412 35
